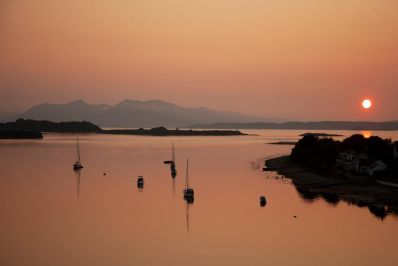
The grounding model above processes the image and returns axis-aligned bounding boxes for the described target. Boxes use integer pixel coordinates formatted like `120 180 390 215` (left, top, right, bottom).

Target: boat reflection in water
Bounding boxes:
294 184 392 220
185 201 193 233
172 177 176 198
74 168 82 200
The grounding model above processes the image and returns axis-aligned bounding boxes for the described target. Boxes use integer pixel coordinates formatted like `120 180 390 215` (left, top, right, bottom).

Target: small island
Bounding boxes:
264 134 398 219
99 127 245 136
268 141 297 145
299 132 343 137
0 119 246 138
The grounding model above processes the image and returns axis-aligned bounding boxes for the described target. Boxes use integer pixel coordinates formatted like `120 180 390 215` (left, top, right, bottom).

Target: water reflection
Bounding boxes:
184 199 193 233
171 178 175 198
362 131 372 138
3 131 398 266
292 182 395 220
74 169 81 200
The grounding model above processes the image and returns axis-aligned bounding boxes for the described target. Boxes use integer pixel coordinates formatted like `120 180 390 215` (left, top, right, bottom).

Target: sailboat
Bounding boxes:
73 137 83 170
170 142 177 178
183 158 194 202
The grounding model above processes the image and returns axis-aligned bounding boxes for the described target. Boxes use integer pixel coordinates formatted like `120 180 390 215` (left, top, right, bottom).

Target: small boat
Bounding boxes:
73 137 83 171
260 196 267 207
183 159 194 201
137 176 144 186
163 160 173 164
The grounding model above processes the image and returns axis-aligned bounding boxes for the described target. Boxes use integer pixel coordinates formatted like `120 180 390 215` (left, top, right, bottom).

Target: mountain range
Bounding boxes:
4 100 260 128
2 100 397 130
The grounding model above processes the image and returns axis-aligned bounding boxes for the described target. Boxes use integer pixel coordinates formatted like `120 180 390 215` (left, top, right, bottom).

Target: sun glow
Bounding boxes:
362 99 372 109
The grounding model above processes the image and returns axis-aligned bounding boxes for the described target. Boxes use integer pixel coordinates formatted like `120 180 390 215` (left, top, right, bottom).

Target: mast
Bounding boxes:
76 136 81 163
185 158 189 189
172 141 175 162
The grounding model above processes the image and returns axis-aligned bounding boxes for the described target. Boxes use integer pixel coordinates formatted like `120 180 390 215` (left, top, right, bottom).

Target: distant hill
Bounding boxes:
18 99 260 128
187 121 398 131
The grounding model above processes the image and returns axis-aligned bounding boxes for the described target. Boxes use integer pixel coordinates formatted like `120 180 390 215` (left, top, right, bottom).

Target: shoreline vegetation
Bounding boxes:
0 131 43 139
0 119 246 138
264 134 398 219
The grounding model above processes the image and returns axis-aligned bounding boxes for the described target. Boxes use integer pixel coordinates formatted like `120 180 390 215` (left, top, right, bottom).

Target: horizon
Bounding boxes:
1 1 398 121
1 98 397 123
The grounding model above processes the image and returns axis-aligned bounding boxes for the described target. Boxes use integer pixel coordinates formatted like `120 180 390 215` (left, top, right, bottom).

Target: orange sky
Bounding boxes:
0 0 397 120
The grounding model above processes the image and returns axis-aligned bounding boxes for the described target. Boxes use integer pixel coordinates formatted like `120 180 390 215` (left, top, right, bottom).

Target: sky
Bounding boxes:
0 0 397 121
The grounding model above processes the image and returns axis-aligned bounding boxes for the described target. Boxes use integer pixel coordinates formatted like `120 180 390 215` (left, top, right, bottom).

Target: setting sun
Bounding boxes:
362 99 372 109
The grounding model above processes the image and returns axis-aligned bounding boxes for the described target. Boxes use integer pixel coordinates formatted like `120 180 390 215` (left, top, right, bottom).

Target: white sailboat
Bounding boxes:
183 158 194 201
73 137 83 170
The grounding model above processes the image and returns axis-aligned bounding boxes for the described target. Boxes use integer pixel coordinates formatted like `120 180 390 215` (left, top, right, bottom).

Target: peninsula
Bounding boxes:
264 134 398 219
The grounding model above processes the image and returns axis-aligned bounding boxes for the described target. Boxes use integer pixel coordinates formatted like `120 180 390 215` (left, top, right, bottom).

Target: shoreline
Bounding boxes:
99 127 246 136
265 156 398 219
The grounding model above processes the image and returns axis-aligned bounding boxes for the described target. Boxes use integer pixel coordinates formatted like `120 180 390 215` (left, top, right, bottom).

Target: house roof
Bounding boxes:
358 158 379 168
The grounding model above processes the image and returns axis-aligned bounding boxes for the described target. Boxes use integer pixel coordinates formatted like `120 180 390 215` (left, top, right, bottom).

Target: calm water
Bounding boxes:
0 130 397 266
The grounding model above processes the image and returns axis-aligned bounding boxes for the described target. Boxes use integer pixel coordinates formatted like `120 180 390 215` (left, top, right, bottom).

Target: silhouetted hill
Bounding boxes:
188 121 398 131
19 99 260 127
0 119 101 133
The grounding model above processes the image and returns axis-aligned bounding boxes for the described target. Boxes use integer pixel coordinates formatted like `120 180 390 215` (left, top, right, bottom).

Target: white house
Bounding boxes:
356 159 387 176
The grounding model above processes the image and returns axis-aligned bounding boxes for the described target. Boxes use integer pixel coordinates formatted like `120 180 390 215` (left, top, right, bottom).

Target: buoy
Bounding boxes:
260 196 267 207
